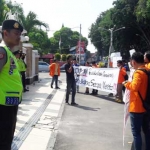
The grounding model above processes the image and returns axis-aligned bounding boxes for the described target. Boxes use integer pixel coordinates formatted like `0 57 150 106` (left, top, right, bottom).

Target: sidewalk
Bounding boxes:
12 77 66 150
53 88 133 150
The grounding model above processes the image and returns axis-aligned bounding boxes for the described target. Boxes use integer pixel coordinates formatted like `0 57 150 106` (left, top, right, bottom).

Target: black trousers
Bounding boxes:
21 71 26 90
0 105 18 150
66 79 76 103
51 75 58 88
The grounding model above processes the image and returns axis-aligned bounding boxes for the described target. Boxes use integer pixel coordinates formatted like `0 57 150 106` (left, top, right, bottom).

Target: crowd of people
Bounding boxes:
49 53 150 150
0 18 150 150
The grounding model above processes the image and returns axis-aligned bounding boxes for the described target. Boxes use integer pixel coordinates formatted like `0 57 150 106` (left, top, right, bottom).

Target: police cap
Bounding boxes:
2 20 23 32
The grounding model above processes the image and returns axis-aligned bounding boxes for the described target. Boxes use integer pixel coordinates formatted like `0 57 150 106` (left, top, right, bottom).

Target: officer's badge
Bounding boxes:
13 22 19 29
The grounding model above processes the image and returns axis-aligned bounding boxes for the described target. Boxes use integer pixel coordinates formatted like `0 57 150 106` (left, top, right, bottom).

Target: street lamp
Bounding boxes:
99 26 125 67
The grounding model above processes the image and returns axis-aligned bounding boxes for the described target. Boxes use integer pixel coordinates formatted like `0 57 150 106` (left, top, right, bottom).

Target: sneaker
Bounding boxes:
55 87 60 89
71 102 78 105
108 93 113 97
115 99 122 103
85 91 89 94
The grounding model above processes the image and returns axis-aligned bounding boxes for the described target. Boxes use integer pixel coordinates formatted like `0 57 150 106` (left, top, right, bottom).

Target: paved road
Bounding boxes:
53 82 133 150
12 72 138 150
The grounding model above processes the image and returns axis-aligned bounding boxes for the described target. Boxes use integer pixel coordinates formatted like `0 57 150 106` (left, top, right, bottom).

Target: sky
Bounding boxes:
12 0 114 52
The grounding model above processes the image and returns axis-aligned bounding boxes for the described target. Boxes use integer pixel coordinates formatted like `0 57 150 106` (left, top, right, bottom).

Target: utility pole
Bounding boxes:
79 24 81 64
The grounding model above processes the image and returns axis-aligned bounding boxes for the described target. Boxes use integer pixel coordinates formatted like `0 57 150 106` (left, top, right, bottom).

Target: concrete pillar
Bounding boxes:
33 50 39 81
23 43 33 84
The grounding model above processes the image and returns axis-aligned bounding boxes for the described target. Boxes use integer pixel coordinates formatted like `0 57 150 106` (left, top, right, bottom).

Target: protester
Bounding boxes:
90 61 98 95
144 51 150 69
123 52 150 150
115 60 127 103
50 59 60 89
73 58 79 92
85 61 91 94
108 57 114 97
0 19 23 150
65 55 77 105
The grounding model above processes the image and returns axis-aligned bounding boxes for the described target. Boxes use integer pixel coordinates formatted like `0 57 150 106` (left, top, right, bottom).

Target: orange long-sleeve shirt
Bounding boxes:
49 63 60 77
118 67 126 83
145 63 150 69
124 65 148 113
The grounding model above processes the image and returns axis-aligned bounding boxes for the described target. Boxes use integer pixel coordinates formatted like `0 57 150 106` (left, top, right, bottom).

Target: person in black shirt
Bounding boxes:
65 55 78 105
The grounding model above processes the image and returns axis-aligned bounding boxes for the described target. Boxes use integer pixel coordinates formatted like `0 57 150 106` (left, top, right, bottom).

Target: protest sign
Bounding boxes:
74 66 119 94
129 49 135 57
123 68 134 146
112 57 122 68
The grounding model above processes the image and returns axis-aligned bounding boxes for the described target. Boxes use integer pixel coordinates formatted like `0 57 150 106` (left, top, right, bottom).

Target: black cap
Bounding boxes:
13 50 22 55
2 20 23 32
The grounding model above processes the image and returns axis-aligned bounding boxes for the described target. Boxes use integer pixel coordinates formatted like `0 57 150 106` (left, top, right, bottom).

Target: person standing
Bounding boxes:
0 20 23 150
144 51 150 69
65 55 77 105
115 60 127 103
91 61 98 95
123 52 150 150
13 50 29 92
50 59 60 89
73 58 79 93
20 53 29 92
85 61 91 94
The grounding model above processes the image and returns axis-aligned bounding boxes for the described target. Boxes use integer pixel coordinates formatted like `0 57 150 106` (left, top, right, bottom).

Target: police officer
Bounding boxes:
0 19 23 150
20 53 29 92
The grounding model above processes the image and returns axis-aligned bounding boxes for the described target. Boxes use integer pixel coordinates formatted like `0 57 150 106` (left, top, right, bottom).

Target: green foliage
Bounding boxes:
89 0 150 59
61 54 67 61
55 53 61 61
0 0 9 24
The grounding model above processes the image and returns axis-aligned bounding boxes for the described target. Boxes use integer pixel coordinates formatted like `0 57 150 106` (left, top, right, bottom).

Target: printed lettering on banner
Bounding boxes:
74 66 119 93
74 66 88 86
123 68 135 146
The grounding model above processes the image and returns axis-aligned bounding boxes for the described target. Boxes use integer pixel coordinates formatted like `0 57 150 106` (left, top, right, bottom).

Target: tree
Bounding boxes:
55 53 61 61
0 0 9 24
61 54 67 61
89 0 150 59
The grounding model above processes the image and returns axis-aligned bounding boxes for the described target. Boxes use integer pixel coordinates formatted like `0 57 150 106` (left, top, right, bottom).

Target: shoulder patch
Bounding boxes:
0 53 4 59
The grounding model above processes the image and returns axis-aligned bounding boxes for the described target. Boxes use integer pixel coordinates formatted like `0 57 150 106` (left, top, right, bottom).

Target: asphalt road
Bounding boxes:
50 72 134 150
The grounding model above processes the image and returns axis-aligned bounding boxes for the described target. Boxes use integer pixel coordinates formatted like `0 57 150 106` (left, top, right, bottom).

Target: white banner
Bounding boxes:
123 68 134 146
74 66 120 93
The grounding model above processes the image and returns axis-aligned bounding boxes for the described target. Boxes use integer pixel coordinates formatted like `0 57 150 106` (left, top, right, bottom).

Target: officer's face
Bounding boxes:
3 29 21 46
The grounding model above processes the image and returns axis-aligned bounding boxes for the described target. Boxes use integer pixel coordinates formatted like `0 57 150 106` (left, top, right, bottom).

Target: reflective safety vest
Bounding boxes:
17 59 26 72
20 59 26 72
0 46 23 106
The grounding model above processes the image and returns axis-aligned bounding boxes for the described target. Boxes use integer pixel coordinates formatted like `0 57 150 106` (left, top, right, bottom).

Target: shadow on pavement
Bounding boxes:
72 104 100 111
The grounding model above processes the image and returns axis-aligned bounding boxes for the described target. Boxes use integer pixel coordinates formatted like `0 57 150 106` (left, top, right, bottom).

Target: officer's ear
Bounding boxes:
2 29 11 38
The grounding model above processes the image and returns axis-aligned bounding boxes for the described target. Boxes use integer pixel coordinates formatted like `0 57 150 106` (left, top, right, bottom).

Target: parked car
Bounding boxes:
60 63 66 71
38 61 50 72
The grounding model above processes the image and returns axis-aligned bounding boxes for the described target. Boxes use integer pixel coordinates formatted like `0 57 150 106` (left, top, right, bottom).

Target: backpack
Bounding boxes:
137 69 150 113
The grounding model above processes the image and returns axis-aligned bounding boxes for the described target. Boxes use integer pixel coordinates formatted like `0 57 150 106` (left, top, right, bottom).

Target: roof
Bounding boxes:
41 54 54 59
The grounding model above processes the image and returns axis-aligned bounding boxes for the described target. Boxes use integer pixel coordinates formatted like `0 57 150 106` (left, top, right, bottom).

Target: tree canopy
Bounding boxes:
89 0 150 59
0 0 88 56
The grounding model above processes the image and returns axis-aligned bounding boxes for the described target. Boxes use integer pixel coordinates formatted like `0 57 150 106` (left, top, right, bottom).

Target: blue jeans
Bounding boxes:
130 112 150 150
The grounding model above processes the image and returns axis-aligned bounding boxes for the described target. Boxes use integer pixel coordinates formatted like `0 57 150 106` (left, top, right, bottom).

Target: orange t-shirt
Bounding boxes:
124 65 148 113
118 67 126 83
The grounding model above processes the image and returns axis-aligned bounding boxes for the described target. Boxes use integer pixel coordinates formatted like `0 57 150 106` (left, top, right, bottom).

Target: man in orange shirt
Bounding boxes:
115 60 127 103
144 51 150 69
50 59 60 89
123 52 150 150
